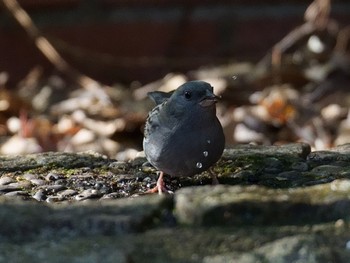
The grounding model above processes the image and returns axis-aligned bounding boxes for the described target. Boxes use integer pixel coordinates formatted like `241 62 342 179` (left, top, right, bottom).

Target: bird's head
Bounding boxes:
168 81 220 113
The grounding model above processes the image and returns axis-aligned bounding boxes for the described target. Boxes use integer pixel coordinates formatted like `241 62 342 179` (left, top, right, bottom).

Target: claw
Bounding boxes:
146 171 173 195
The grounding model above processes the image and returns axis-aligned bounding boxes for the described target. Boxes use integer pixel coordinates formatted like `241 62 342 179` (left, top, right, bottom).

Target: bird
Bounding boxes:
143 80 225 194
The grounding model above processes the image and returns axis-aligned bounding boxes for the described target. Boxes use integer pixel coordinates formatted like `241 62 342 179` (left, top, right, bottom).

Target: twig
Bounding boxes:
2 0 110 103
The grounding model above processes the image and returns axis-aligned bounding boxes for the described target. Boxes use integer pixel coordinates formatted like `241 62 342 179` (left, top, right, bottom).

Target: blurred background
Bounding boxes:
0 0 349 160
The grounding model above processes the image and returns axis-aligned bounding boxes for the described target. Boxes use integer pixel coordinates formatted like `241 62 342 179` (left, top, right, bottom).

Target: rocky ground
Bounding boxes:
1 143 350 262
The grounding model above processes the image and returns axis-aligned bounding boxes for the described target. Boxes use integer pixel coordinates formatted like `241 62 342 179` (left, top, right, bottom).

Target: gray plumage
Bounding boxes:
143 81 225 180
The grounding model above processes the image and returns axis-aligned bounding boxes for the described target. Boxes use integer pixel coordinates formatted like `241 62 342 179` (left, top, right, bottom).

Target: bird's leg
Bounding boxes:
146 171 172 194
209 167 219 185
155 171 165 194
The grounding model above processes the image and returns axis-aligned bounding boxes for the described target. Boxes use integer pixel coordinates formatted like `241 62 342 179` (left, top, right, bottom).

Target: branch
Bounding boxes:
2 0 111 103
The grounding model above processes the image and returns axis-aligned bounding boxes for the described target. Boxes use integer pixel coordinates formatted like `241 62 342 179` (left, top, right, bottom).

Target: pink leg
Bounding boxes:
146 172 172 194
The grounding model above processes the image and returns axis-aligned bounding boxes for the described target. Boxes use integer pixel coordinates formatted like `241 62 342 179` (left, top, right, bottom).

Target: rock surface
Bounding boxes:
1 143 350 262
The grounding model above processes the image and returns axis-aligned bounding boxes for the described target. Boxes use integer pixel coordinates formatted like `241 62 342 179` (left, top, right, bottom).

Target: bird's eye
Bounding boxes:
184 91 192 100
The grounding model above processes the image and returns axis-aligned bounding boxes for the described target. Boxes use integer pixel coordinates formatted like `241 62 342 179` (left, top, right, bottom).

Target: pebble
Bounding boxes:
4 191 30 198
143 177 152 183
8 181 32 190
0 185 21 193
54 179 66 185
45 172 65 181
75 189 102 201
109 161 129 172
141 162 156 173
131 157 148 168
22 173 40 181
33 190 47 201
100 192 122 199
46 196 64 203
38 184 67 193
57 189 77 198
93 181 110 194
94 181 105 189
29 179 47 186
0 177 15 185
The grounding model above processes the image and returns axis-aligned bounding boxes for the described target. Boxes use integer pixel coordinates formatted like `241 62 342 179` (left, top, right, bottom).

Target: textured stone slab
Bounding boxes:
0 145 349 262
203 234 349 263
222 143 311 159
307 144 350 168
0 152 111 172
175 179 350 226
0 195 172 242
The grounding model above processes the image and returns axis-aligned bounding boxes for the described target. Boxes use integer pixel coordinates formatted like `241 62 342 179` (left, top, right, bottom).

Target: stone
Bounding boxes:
4 191 30 198
256 235 336 263
57 189 78 198
8 181 32 190
0 147 350 262
307 144 350 168
0 177 15 185
33 190 47 202
263 157 284 174
203 235 338 263
0 152 112 173
0 185 21 193
75 189 103 201
310 165 350 180
108 161 129 173
0 194 171 241
38 184 67 193
45 172 65 181
29 179 47 186
290 161 309 172
222 143 311 159
46 196 65 203
22 173 40 181
175 180 350 226
203 253 260 263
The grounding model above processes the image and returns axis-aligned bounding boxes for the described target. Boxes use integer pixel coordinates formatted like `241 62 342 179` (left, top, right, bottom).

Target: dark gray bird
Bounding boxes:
143 80 225 194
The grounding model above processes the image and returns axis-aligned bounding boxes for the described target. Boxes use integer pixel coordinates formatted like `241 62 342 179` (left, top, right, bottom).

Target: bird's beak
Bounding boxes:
199 90 221 107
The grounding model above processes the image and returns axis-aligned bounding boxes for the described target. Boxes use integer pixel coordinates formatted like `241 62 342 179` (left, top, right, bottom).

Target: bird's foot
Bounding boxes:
146 184 172 195
146 172 173 195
